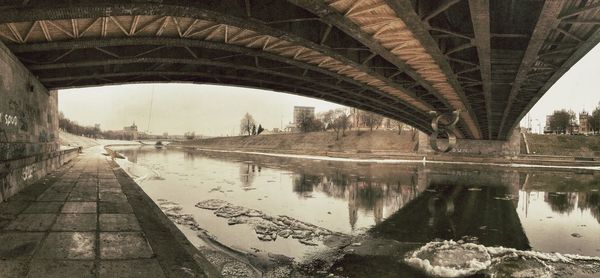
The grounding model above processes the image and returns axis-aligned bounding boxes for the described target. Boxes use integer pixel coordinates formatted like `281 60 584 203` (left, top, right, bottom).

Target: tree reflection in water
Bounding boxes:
239 163 260 188
578 191 600 223
289 169 419 230
545 192 577 214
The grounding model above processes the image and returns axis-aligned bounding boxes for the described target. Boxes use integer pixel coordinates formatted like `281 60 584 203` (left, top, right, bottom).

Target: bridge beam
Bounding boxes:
512 16 600 135
285 1 457 112
36 69 433 132
287 0 477 139
382 0 483 140
469 0 493 140
498 0 565 139
7 37 435 132
0 4 439 129
1 1 600 141
25 54 434 132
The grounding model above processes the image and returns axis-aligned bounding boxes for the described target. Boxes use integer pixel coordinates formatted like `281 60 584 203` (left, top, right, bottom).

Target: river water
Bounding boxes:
110 145 600 277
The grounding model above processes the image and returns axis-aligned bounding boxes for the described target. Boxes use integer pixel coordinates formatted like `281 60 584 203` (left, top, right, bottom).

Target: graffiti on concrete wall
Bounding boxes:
39 130 48 142
7 99 41 132
21 164 34 181
0 112 19 128
0 163 11 201
0 143 26 160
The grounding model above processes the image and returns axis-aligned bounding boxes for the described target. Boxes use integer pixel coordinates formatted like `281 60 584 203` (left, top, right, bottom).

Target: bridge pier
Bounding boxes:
418 128 521 157
0 41 70 203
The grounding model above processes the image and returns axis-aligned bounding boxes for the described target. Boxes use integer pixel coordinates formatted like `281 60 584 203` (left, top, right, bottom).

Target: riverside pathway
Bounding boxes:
0 149 218 277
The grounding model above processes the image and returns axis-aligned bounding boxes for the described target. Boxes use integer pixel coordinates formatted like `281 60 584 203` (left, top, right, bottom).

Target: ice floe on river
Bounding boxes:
405 240 600 277
195 199 346 246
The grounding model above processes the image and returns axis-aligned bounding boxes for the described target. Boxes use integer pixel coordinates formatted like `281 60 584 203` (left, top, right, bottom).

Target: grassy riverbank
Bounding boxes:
525 134 600 157
176 130 419 156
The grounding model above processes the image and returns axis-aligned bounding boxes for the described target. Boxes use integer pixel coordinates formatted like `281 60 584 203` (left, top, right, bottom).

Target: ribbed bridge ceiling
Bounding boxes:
1 0 599 140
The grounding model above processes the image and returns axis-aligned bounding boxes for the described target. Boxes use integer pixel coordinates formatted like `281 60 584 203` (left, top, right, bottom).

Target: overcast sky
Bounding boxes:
59 44 600 136
59 84 342 136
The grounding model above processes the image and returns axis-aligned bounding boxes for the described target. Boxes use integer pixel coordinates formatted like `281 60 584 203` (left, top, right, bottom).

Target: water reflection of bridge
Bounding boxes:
188 149 600 233
124 148 600 247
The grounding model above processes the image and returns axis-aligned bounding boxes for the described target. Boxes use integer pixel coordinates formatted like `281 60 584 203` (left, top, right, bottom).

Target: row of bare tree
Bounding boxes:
240 113 265 136
297 108 404 140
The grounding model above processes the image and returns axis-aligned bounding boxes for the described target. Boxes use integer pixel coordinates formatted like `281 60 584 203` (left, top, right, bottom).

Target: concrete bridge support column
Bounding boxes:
418 128 522 157
0 40 76 203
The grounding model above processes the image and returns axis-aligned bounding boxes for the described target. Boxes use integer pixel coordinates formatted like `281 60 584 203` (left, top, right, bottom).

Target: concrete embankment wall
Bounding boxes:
0 40 72 202
177 128 522 159
418 128 521 157
177 130 419 157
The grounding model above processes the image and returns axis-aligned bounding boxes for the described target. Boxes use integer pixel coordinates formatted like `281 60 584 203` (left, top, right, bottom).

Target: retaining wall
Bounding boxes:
0 40 67 202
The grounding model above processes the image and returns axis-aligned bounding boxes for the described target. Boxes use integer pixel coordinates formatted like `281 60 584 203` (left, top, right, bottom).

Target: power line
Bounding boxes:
146 85 155 133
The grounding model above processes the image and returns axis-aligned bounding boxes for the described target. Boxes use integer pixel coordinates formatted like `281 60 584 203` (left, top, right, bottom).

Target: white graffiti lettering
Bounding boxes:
22 165 35 181
0 112 18 127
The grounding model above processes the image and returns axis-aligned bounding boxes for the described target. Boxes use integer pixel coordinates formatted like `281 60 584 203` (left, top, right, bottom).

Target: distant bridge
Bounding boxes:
1 0 599 140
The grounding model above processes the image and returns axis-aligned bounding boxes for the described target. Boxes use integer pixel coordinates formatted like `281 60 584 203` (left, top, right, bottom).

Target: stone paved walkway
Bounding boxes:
0 149 217 277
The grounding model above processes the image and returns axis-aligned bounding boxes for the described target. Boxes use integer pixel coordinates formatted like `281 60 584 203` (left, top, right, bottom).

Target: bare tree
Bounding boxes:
389 119 404 135
320 108 350 140
240 113 256 136
184 132 195 140
336 108 351 137
297 109 315 133
320 110 339 139
360 111 384 131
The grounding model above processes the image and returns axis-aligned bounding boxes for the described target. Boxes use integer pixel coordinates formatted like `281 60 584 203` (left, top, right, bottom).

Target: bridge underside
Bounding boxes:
1 0 600 140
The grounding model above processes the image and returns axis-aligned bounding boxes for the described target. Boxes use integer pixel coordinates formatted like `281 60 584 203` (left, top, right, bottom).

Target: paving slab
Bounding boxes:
98 259 166 278
0 215 15 229
98 201 133 214
37 191 69 202
35 232 96 260
0 232 45 259
99 214 141 231
0 259 28 277
22 202 64 214
47 183 75 193
0 149 216 277
99 192 128 203
99 187 123 193
0 201 31 216
99 181 121 188
26 259 95 278
4 214 57 231
52 214 97 231
99 232 154 259
61 202 97 213
67 191 98 202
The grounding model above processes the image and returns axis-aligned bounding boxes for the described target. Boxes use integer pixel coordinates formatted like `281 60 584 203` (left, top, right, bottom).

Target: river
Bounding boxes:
110 145 600 277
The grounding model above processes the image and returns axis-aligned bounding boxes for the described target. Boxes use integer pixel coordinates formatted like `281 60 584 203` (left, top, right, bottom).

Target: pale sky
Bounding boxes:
59 84 342 136
59 43 600 136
